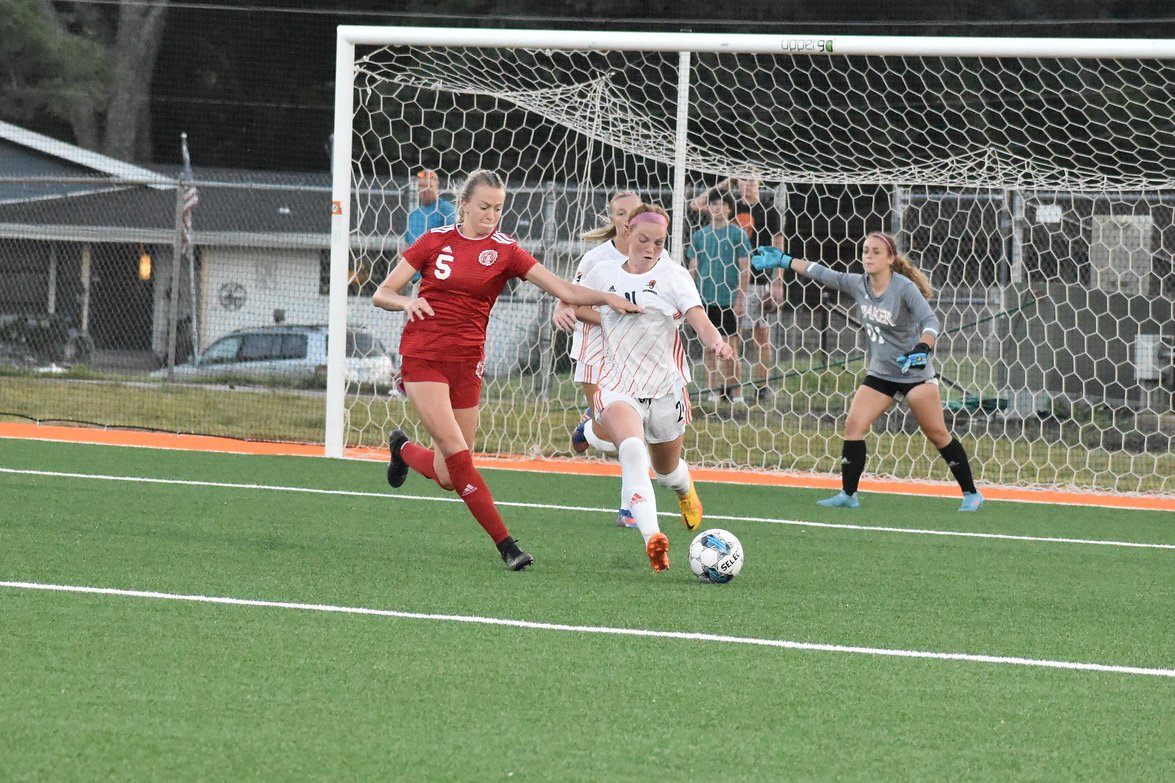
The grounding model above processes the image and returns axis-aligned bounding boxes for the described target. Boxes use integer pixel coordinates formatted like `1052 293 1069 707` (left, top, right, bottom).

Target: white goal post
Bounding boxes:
328 26 1175 496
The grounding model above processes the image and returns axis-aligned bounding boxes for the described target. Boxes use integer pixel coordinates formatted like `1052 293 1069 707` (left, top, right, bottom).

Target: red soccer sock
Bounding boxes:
400 442 438 481
444 450 509 544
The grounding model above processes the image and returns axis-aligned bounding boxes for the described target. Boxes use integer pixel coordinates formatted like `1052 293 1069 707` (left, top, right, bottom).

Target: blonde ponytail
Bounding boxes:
893 254 932 300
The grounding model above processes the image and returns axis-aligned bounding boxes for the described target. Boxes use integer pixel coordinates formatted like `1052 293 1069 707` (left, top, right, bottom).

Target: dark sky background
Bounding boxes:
141 0 1175 172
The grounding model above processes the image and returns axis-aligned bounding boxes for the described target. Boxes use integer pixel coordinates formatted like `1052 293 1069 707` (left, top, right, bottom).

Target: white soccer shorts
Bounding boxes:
597 383 691 444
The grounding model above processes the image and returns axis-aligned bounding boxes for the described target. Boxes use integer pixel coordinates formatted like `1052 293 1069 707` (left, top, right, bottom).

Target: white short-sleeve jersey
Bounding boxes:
582 255 702 399
569 240 625 369
571 243 679 374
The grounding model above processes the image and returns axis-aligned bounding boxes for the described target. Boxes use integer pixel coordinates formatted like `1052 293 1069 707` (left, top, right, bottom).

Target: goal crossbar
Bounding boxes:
336 26 1175 59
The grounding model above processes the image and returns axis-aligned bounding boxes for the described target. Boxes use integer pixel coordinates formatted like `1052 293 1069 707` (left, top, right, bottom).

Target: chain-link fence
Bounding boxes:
2 171 1173 493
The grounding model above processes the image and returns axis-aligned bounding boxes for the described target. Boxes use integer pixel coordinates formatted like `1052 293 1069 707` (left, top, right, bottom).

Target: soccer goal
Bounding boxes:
328 27 1175 496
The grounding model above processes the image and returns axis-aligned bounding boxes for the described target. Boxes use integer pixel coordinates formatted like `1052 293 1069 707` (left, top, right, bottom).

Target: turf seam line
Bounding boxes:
3 581 1173 680
2 466 1172 551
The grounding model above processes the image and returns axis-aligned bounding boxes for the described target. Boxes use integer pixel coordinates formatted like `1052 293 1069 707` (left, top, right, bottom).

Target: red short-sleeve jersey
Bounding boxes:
399 225 540 360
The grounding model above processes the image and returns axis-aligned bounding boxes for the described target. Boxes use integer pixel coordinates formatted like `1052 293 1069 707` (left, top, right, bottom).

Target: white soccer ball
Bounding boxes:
687 528 744 584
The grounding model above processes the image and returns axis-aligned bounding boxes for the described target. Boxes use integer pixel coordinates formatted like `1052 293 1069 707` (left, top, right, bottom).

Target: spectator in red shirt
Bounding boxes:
372 169 641 570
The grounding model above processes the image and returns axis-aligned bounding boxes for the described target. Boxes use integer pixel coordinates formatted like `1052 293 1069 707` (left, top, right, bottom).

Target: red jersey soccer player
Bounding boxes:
372 169 640 570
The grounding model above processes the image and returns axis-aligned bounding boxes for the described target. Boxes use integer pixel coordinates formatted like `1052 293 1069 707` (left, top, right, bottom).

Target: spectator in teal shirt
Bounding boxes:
687 192 751 404
403 169 457 286
405 169 458 246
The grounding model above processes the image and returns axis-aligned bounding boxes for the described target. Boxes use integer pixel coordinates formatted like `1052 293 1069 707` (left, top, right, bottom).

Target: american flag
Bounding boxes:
180 132 199 259
180 132 200 357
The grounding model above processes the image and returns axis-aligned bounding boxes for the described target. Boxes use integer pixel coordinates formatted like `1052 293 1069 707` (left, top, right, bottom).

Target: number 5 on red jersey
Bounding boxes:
435 247 454 280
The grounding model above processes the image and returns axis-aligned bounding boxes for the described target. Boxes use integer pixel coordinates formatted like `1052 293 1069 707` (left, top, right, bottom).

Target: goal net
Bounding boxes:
329 28 1175 496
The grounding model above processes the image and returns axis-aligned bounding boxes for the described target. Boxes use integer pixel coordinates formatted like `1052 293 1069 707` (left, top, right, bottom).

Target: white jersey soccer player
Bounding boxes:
577 248 688 391
576 207 733 573
570 241 681 458
583 255 698 409
569 239 626 385
559 191 643 458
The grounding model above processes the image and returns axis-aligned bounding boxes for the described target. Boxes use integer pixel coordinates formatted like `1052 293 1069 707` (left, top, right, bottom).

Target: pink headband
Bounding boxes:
868 232 896 254
629 212 669 228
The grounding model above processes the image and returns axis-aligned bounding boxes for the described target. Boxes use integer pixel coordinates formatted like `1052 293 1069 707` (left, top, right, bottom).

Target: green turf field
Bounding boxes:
1 438 1172 781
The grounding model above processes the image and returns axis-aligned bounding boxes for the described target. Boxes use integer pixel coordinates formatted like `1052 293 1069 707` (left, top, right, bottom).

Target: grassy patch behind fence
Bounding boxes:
2 371 1171 494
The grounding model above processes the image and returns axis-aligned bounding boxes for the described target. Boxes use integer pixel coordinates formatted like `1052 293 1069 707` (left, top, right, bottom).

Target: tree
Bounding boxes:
0 0 109 132
101 1 170 161
48 0 171 161
0 0 169 162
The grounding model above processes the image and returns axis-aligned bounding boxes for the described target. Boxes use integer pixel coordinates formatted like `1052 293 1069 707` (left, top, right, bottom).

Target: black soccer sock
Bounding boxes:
938 437 978 495
841 439 867 496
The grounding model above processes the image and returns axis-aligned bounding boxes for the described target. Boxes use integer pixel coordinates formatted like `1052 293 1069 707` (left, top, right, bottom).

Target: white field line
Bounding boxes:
4 431 1165 512
2 466 1172 551
479 461 1173 512
3 581 1173 679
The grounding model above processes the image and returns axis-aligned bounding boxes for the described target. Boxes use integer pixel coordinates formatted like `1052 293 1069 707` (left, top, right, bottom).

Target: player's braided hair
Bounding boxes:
870 231 932 300
581 190 640 241
455 169 506 221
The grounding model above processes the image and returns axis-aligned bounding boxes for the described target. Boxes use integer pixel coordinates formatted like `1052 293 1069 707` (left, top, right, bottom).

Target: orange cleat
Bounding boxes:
678 482 702 531
646 532 670 572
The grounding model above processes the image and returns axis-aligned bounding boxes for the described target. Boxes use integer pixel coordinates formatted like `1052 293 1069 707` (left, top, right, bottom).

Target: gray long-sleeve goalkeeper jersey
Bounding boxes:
803 264 941 383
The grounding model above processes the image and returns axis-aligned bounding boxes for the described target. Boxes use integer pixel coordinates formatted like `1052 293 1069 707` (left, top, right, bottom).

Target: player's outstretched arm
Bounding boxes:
525 264 642 314
751 246 813 276
684 305 733 360
372 258 434 320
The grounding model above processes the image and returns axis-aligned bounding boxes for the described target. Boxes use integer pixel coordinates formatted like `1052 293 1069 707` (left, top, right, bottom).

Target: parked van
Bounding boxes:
156 324 393 386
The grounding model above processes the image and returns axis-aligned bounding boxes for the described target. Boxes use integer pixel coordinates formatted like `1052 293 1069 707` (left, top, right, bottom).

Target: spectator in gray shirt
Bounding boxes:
751 232 983 512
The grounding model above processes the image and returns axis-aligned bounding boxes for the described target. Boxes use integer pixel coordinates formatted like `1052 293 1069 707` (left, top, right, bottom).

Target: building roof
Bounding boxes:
0 122 597 251
0 134 343 247
0 120 172 205
0 121 171 184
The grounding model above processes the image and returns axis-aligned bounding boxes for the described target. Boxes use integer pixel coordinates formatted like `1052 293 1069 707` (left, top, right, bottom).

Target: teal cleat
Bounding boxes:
817 491 860 508
959 492 985 512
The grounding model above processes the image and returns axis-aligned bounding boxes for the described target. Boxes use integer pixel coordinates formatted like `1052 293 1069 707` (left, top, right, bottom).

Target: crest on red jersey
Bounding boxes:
478 249 498 267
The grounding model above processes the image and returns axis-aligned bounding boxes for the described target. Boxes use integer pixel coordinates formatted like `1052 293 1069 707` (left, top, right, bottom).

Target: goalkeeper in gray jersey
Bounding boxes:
752 232 983 511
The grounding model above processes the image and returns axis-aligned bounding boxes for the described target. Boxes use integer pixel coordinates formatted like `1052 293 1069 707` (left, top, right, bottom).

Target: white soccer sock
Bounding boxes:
618 437 659 543
583 418 617 453
654 458 692 497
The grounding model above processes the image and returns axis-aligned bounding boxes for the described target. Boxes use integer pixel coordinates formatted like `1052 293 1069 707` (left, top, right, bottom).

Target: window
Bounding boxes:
201 335 243 364
239 333 282 362
278 333 308 360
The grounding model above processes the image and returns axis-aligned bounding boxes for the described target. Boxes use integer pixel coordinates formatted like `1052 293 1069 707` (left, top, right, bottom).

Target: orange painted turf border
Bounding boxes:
1 421 1171 513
